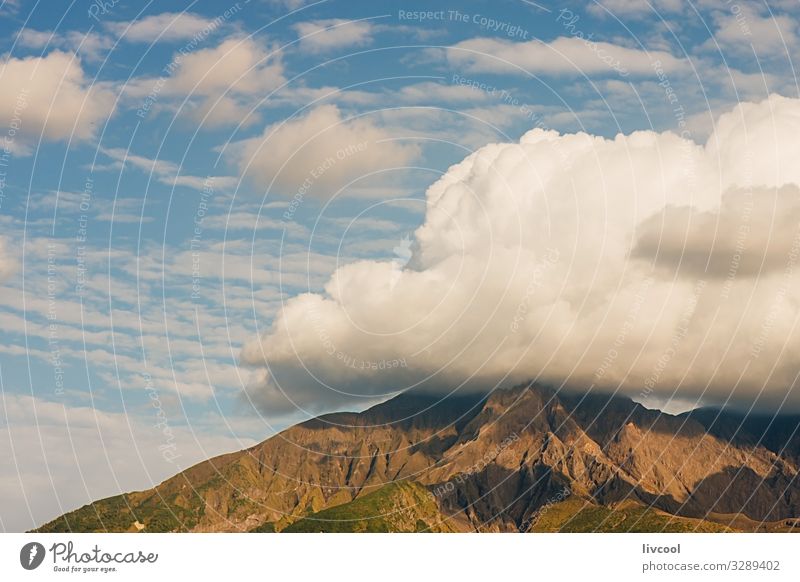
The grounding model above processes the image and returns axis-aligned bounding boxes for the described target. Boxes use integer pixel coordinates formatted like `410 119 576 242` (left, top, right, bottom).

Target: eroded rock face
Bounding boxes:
430 386 799 530
37 384 800 532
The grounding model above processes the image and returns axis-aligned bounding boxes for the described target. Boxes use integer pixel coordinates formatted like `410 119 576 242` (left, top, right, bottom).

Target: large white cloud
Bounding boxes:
241 94 800 415
0 51 116 143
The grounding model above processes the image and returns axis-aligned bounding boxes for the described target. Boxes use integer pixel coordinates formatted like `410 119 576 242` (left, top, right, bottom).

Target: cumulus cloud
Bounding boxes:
241 94 800 415
709 6 799 57
292 19 374 53
229 104 419 199
126 37 284 127
105 12 228 43
17 29 113 62
166 37 283 97
446 36 687 76
633 186 800 278
0 51 116 143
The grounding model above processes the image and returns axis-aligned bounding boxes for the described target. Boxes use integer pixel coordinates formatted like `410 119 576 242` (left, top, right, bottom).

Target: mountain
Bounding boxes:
36 384 800 533
282 481 459 533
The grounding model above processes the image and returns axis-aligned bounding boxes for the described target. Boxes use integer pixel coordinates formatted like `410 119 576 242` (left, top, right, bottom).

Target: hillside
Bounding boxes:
36 384 800 533
282 481 459 533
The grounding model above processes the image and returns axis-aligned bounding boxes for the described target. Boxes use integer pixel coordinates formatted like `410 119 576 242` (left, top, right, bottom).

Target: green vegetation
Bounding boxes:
283 481 455 533
35 487 208 533
35 494 136 533
530 498 734 533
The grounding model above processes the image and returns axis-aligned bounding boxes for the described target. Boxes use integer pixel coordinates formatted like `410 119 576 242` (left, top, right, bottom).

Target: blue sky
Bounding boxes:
1 0 799 531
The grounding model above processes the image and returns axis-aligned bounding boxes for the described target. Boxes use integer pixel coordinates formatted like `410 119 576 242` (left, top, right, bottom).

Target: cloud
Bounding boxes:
710 5 799 57
706 92 800 188
588 0 684 18
105 12 228 43
1 0 21 15
17 29 113 62
0 237 18 283
168 37 283 96
100 147 239 190
632 185 800 277
240 94 800 416
17 28 54 48
0 51 116 143
229 104 419 199
394 81 498 104
266 0 311 9
0 394 257 531
126 37 285 127
446 36 687 76
292 19 374 53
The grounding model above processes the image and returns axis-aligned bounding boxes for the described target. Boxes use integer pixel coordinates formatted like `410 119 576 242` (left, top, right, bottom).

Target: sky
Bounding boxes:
1 0 800 531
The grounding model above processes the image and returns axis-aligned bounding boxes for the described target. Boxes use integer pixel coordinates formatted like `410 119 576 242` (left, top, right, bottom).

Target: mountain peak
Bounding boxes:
36 383 800 533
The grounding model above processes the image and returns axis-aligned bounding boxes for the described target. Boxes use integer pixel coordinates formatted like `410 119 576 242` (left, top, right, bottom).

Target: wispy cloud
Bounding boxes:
445 36 687 76
105 12 233 43
292 18 376 53
99 147 239 191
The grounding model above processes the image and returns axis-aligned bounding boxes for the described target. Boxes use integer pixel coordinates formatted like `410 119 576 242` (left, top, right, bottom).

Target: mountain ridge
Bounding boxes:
36 383 800 533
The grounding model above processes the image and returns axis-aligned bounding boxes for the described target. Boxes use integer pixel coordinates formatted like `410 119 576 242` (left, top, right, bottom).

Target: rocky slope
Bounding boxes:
36 384 800 532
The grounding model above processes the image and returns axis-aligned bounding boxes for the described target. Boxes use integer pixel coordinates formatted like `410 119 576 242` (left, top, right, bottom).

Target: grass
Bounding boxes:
530 498 734 533
35 485 207 533
282 481 455 533
35 494 135 533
